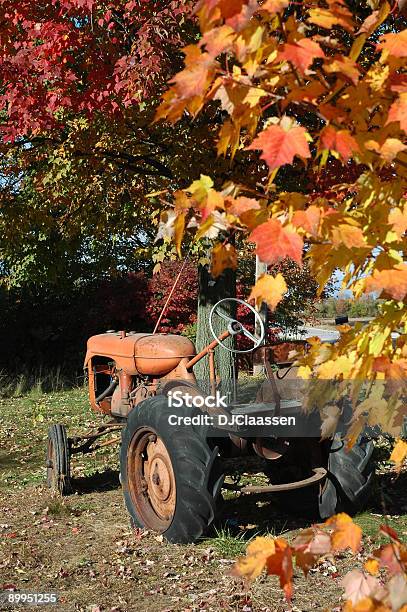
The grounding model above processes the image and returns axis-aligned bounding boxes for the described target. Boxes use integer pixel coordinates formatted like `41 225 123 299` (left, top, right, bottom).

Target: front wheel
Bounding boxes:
120 396 224 543
46 424 72 495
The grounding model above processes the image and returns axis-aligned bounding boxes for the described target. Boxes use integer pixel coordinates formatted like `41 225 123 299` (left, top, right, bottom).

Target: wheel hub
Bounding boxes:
146 440 174 508
128 428 176 531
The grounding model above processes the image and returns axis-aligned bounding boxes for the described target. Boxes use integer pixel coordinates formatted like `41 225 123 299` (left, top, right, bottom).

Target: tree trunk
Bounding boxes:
194 264 236 395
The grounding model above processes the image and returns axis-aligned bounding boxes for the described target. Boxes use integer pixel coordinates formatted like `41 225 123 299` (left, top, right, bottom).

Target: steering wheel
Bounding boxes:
209 298 265 354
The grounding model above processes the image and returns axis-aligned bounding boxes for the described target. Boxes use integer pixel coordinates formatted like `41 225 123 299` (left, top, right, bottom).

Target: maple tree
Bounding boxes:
155 0 407 452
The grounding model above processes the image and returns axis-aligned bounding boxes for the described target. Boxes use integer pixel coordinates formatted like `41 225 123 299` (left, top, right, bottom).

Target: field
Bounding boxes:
0 387 406 612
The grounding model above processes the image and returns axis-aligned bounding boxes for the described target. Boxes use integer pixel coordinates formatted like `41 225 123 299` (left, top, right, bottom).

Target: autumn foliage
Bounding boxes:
232 513 407 611
0 0 192 141
155 0 407 448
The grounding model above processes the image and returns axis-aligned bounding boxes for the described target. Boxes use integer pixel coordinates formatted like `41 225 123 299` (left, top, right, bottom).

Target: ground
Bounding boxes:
0 387 406 612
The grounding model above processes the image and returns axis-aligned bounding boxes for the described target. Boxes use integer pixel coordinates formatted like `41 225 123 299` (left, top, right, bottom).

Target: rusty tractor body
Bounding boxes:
46 299 374 543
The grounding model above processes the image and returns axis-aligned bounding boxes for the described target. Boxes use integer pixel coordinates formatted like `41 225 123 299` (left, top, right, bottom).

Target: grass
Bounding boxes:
0 386 119 492
0 386 406 611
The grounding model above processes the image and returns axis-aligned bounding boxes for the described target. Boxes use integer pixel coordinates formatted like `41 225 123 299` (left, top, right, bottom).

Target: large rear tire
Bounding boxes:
266 435 374 519
120 396 224 543
319 434 374 518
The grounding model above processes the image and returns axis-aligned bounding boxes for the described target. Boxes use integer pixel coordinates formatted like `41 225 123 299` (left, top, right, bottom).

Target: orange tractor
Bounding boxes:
46 298 373 543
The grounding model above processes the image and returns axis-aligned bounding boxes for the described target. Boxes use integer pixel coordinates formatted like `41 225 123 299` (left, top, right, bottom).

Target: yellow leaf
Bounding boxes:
331 224 367 249
210 242 237 278
364 558 379 576
248 273 287 310
188 175 214 203
232 537 276 581
390 439 407 466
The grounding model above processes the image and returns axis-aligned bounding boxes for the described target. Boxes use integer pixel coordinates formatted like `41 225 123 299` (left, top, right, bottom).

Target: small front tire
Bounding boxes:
46 424 72 495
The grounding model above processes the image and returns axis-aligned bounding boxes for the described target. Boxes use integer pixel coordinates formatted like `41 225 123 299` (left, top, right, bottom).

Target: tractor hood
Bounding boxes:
84 332 196 376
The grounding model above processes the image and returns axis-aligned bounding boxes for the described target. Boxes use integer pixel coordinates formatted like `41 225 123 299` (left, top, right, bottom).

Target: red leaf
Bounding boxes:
320 126 360 162
250 219 303 265
279 39 325 73
379 525 401 543
247 117 311 170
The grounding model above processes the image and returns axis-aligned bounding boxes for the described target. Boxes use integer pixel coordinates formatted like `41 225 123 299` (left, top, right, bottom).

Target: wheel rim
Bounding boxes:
127 427 176 532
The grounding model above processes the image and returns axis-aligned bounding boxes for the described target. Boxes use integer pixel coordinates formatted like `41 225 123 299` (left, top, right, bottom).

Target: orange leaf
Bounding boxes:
390 439 407 466
292 529 331 576
343 597 385 612
259 0 289 14
386 93 407 133
279 39 325 74
388 205 407 239
328 513 362 552
202 189 225 220
365 264 407 300
248 273 287 310
265 538 294 602
377 30 407 58
174 213 186 257
201 25 236 56
324 56 360 85
171 46 217 99
232 536 276 581
364 558 380 575
246 117 311 170
217 0 245 20
292 205 322 237
320 126 360 162
250 218 304 265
